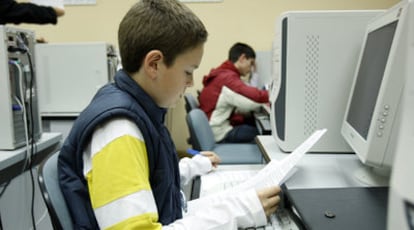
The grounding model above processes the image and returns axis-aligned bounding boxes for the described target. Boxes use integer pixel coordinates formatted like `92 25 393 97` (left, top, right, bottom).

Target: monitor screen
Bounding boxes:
346 21 398 140
341 1 411 185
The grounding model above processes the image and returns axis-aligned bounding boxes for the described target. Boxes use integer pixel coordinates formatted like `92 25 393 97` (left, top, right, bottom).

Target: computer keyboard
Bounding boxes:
253 110 272 135
258 118 271 132
199 170 299 230
243 209 299 230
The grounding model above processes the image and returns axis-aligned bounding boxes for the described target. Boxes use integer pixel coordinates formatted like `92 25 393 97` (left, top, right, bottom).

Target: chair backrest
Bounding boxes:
186 108 216 151
184 93 199 113
38 151 74 230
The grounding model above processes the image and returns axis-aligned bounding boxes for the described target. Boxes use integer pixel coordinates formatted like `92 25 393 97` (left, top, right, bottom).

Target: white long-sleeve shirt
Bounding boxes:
83 117 266 229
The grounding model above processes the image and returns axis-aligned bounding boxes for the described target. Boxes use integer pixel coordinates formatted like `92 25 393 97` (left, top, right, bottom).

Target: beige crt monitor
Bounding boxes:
387 1 414 229
341 1 411 186
270 10 383 153
35 42 118 116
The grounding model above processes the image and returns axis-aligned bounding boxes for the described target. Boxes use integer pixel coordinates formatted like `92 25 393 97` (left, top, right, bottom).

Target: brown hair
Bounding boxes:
228 42 256 63
118 0 208 73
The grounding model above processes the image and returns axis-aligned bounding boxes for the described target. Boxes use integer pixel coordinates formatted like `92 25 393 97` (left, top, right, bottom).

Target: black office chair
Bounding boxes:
184 93 199 113
38 151 74 230
186 108 263 164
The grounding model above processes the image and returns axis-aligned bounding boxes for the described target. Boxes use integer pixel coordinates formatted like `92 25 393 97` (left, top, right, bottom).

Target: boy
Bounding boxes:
199 43 269 143
58 0 280 229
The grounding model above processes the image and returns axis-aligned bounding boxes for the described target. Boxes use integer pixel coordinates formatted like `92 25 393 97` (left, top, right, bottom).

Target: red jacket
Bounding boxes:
199 60 269 125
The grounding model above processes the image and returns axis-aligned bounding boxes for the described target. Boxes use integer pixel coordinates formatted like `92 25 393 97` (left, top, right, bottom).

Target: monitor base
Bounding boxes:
354 166 390 187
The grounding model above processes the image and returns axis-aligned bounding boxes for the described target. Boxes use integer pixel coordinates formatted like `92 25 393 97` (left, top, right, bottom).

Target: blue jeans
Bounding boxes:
220 124 259 143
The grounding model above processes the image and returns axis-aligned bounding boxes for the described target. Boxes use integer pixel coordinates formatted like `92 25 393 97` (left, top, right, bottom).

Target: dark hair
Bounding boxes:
228 42 256 63
118 0 208 73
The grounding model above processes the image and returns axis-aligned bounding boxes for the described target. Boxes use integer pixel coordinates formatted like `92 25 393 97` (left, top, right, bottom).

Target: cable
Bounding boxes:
26 47 38 230
9 60 31 172
10 58 37 230
9 32 38 230
0 59 27 230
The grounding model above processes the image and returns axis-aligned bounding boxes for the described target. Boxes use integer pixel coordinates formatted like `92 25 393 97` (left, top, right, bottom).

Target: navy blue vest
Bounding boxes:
58 70 182 229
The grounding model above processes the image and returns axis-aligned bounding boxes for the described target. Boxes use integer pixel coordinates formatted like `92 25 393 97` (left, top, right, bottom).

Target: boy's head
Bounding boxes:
118 0 208 74
228 42 256 62
229 42 256 76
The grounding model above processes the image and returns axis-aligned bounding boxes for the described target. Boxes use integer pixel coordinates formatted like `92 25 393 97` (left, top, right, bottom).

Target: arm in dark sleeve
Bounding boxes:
0 0 57 25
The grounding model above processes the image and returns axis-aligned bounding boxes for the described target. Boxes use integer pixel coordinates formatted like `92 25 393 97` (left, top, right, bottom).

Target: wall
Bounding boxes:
16 0 400 152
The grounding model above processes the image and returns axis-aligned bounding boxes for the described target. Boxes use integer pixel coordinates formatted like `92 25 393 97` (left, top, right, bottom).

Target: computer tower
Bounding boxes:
270 10 383 152
0 26 42 150
35 42 118 116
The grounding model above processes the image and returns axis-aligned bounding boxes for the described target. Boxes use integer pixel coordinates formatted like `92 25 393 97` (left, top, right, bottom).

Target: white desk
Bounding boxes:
194 135 371 198
0 133 61 168
255 135 389 230
255 135 370 189
193 136 388 230
0 132 62 230
0 132 62 184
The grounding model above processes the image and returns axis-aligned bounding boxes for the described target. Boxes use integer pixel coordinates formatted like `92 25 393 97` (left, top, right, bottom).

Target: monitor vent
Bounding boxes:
304 35 320 136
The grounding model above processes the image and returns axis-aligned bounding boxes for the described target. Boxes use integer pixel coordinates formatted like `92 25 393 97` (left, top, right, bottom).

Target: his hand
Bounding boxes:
200 151 221 168
257 186 281 217
36 36 47 43
53 7 65 17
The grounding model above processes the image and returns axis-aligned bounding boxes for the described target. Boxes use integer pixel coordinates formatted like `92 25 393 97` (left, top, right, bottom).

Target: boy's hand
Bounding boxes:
200 151 221 168
257 186 281 217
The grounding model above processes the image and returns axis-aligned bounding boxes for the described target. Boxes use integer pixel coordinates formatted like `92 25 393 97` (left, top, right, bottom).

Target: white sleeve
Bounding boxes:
179 155 213 186
163 189 266 230
220 86 262 112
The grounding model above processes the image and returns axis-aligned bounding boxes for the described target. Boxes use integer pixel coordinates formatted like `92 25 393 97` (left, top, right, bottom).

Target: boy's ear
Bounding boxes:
143 50 163 79
235 53 246 64
238 53 246 61
234 53 246 68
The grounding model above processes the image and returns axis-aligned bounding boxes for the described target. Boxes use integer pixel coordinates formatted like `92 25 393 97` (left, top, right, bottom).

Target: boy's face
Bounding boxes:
155 44 204 108
236 54 255 76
